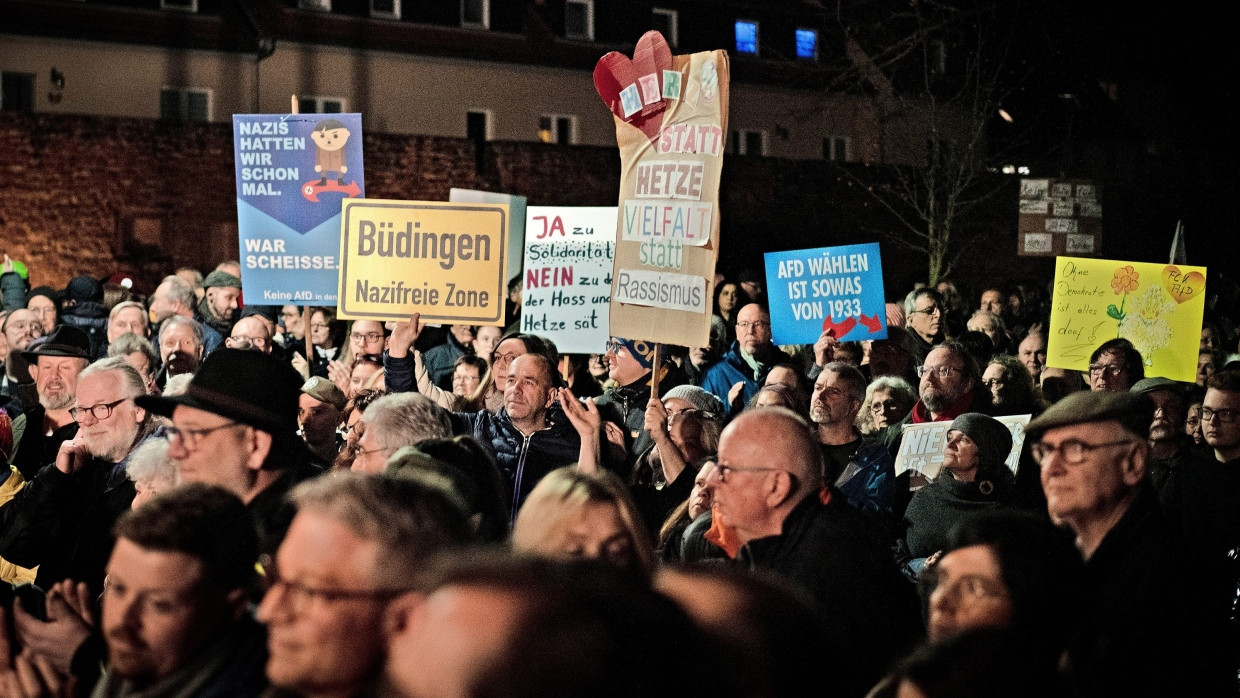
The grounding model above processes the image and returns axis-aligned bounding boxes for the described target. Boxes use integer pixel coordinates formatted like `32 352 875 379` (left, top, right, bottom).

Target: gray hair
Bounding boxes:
361 392 453 455
903 287 944 316
858 376 916 434
158 315 204 350
125 437 178 488
108 331 159 369
79 356 147 400
108 300 150 329
160 275 198 311
290 472 471 588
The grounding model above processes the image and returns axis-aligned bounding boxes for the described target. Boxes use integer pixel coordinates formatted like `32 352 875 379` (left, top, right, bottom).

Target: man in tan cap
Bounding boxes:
299 376 345 463
1026 390 1228 696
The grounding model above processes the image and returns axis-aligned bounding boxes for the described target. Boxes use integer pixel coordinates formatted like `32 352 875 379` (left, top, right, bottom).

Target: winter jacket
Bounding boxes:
699 342 790 411
61 300 110 360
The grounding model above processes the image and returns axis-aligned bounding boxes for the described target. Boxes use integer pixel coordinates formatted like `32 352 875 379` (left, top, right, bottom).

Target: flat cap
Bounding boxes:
1130 377 1182 396
203 270 242 290
1026 390 1153 442
301 376 347 410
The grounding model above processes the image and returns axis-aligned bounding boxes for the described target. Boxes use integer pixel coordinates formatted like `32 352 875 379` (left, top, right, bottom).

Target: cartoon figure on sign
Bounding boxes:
311 119 350 185
302 119 361 202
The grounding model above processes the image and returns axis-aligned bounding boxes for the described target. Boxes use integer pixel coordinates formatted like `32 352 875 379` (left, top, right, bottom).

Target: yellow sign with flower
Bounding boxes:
1047 256 1206 382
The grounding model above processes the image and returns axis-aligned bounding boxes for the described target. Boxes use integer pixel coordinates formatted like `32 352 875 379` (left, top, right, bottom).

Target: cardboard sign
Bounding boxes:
1017 178 1101 257
763 243 888 345
1046 257 1206 382
232 113 365 305
450 188 527 286
336 200 507 323
595 31 728 347
894 415 1031 480
522 207 617 354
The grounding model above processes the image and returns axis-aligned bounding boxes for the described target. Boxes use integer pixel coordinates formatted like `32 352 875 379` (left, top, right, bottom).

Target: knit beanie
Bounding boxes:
663 385 725 419
949 412 1012 472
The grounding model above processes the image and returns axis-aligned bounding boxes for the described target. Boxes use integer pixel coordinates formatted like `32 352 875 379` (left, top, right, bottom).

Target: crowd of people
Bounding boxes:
0 255 1238 697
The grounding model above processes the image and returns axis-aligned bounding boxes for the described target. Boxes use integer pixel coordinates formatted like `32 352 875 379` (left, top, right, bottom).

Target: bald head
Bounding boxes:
227 316 273 354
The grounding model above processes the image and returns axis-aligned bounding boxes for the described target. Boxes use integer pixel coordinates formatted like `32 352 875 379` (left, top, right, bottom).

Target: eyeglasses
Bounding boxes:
265 566 409 614
1088 364 1126 378
226 335 268 347
1030 438 1136 465
736 321 770 331
910 305 942 316
871 400 903 413
916 365 961 379
351 331 384 343
1202 407 1240 424
165 421 242 451
715 463 782 483
69 398 128 422
493 352 523 366
604 340 626 354
667 408 706 423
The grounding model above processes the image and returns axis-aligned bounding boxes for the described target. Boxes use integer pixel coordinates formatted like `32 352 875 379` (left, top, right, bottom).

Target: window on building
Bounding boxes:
735 20 759 55
1 72 36 113
370 0 399 19
733 129 766 156
298 0 331 11
160 0 198 11
823 136 850 162
159 87 211 123
297 96 346 114
652 8 678 46
795 28 818 60
565 0 594 41
462 0 489 28
539 115 576 145
467 110 491 141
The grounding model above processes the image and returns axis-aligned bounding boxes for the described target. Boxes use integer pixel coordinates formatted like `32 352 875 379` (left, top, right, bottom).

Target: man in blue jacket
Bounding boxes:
700 304 789 412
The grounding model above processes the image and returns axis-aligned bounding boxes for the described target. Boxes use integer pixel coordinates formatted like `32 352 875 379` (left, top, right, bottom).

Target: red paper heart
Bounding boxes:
594 31 674 142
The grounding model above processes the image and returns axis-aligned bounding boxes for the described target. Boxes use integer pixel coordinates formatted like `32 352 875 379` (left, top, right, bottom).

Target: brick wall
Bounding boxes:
7 112 1219 305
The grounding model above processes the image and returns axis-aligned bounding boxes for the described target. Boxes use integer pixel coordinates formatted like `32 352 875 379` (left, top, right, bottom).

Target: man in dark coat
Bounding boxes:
593 336 686 465
705 408 921 696
448 353 598 521
0 357 151 592
136 349 321 557
1028 390 1231 696
6 325 90 481
701 304 790 412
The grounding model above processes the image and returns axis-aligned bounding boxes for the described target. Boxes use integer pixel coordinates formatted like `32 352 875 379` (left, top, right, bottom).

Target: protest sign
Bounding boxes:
336 200 507 324
232 113 365 305
450 188 527 286
522 207 617 354
1046 256 1206 382
1017 178 1101 257
894 415 1031 481
763 243 888 345
594 31 728 347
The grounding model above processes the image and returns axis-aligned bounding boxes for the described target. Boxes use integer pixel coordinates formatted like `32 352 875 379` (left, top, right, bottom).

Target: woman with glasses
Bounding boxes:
897 413 1017 580
857 376 916 436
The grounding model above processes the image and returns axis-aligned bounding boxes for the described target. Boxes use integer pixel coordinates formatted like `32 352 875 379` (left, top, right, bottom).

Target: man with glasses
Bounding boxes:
904 288 947 366
596 336 686 463
258 472 470 698
701 304 789 411
906 342 988 425
0 357 152 592
136 348 321 557
705 407 919 696
1026 390 1229 696
1087 338 1143 392
1 308 44 418
226 315 273 354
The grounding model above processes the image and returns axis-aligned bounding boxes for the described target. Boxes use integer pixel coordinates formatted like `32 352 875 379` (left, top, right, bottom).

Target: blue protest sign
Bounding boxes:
232 113 365 305
763 243 888 345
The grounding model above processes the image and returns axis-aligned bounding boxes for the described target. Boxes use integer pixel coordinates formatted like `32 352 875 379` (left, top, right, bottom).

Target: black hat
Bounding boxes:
64 275 104 304
240 304 280 324
949 413 1013 471
136 348 302 435
26 286 61 308
1026 390 1154 442
21 325 90 362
